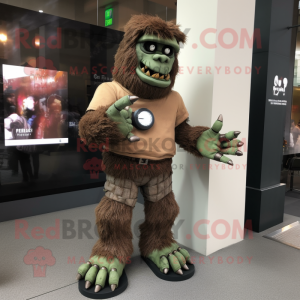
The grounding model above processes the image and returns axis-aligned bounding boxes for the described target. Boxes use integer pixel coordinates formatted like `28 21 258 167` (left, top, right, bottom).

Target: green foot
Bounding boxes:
147 243 192 275
76 256 125 293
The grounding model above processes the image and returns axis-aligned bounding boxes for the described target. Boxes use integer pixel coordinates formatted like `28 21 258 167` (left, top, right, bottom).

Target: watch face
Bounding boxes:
132 108 155 130
138 111 153 127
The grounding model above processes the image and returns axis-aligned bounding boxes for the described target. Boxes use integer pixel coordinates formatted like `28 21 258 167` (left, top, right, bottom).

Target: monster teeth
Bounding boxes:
142 65 167 80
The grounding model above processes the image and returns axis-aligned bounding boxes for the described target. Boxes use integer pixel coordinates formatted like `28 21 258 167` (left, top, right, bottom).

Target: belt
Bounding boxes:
110 152 170 165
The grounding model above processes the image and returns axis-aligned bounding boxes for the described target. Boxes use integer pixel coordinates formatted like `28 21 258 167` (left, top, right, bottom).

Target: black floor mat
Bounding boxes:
78 270 128 299
142 256 195 281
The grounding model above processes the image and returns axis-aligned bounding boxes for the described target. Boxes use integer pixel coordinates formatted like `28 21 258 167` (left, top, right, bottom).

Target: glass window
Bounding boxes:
0 3 123 202
0 1 178 202
282 1 300 192
285 6 300 155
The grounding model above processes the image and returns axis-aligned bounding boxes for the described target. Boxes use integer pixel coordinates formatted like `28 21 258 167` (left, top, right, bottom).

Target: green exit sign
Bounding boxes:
105 8 113 26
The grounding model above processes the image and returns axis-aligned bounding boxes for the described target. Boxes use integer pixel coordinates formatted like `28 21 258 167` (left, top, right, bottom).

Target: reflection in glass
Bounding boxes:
282 5 300 191
0 1 178 202
0 3 124 202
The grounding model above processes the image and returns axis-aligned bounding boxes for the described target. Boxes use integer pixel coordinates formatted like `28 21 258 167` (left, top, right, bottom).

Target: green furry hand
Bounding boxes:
106 95 140 142
76 256 125 293
147 243 192 275
196 115 244 165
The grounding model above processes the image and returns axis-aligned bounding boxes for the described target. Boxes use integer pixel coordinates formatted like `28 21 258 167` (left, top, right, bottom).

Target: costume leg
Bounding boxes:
90 196 133 262
77 174 138 292
91 173 140 261
139 175 193 277
139 191 179 257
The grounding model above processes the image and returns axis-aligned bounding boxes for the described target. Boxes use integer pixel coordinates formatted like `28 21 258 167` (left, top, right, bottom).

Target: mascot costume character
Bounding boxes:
76 14 243 297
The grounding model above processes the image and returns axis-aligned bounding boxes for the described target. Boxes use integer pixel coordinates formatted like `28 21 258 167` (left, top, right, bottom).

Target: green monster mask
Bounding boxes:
135 34 180 88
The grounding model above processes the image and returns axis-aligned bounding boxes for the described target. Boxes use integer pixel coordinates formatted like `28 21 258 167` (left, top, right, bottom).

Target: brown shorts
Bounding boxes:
104 173 172 207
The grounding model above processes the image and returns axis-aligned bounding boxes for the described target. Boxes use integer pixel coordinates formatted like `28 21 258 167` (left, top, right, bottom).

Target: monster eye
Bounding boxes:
163 46 174 56
144 42 157 52
149 44 155 51
164 48 170 55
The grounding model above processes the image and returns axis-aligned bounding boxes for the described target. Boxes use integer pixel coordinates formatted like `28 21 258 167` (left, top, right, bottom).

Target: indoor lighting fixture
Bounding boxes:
0 33 7 42
35 39 40 46
39 10 43 13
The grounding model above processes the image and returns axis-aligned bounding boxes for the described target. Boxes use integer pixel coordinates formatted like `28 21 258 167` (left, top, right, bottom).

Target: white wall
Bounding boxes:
173 0 256 256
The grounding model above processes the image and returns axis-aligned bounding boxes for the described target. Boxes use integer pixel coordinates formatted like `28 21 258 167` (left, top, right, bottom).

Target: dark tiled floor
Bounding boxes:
285 191 300 217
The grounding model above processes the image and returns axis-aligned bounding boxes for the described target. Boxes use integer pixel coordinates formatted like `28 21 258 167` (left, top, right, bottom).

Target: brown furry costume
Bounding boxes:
78 15 209 263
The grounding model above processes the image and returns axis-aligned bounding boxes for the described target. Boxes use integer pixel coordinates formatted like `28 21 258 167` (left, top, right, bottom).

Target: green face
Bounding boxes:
135 34 180 88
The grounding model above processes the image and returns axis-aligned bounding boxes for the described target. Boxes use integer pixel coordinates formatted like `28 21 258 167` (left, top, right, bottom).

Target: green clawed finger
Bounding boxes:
76 261 92 280
220 155 233 165
222 139 243 148
211 114 223 133
223 131 241 140
127 132 140 142
94 267 108 293
114 95 138 111
108 259 124 291
178 248 191 264
85 264 99 289
108 269 120 292
168 253 183 275
219 147 243 156
211 153 234 165
174 251 189 270
159 256 170 274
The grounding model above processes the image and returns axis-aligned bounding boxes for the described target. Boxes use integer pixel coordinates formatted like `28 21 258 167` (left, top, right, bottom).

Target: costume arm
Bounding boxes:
78 104 125 146
175 119 210 158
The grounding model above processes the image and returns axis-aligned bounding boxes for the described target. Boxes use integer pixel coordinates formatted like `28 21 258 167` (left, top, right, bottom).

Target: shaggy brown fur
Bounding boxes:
175 119 210 158
139 191 180 257
102 151 173 181
113 14 186 100
91 196 133 264
79 105 125 146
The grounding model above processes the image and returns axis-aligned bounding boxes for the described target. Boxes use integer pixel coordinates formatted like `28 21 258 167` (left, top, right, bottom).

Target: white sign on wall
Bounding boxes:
273 75 288 96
